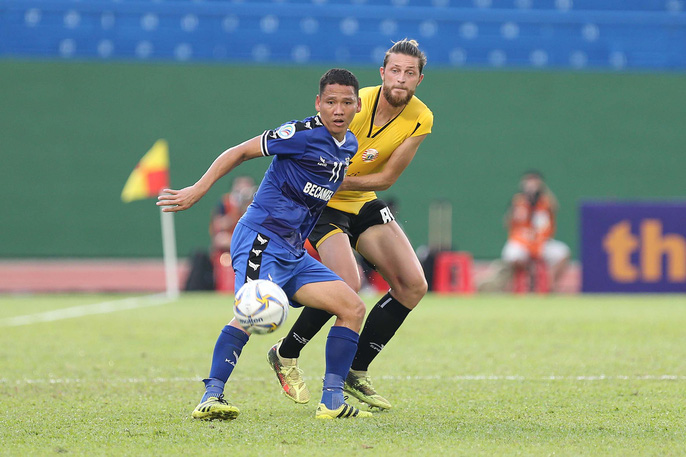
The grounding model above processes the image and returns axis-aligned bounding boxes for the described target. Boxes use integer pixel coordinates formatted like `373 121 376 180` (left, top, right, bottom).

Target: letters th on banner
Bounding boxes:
581 202 686 293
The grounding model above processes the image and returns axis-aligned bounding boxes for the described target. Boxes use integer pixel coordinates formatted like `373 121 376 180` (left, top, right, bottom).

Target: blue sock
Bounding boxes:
200 325 250 402
321 326 359 410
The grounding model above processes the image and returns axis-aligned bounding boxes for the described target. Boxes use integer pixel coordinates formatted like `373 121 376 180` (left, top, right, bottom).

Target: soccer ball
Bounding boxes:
233 279 289 334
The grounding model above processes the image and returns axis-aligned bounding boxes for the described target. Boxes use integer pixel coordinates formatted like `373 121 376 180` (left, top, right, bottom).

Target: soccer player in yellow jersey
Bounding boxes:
268 39 433 410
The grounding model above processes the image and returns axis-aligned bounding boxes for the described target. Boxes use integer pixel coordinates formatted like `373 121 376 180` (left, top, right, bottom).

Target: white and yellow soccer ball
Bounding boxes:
233 279 289 334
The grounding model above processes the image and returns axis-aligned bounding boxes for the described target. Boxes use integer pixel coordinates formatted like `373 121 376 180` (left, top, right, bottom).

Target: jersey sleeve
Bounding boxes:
260 122 309 157
411 108 434 138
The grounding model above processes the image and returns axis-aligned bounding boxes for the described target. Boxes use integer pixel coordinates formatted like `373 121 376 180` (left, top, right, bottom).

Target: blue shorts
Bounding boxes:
231 223 342 307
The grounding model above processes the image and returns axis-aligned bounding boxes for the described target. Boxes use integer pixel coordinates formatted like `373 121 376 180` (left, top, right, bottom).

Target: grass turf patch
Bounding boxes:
1 293 685 456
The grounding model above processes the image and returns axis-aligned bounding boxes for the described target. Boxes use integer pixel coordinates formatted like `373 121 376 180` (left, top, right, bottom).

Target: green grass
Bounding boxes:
1 293 685 456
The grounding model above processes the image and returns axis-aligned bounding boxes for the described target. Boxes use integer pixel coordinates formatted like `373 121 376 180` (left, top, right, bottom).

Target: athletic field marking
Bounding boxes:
1 374 683 386
0 293 172 328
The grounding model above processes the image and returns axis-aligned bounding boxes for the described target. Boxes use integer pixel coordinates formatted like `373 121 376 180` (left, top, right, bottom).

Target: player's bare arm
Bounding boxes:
338 134 427 192
157 137 263 212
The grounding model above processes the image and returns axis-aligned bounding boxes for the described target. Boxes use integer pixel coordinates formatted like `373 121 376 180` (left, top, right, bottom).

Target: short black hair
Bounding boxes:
319 68 359 96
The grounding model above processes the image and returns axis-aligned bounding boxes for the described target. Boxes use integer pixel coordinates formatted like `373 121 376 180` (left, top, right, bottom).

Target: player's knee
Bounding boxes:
338 295 366 325
352 298 366 322
389 272 427 308
406 276 428 306
415 275 429 299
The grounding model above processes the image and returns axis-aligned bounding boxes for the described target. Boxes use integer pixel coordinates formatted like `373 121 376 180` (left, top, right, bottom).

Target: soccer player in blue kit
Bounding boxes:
157 69 372 420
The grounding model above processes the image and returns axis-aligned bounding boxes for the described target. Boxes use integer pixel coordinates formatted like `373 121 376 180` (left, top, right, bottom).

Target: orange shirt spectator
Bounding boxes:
210 176 256 254
502 170 570 291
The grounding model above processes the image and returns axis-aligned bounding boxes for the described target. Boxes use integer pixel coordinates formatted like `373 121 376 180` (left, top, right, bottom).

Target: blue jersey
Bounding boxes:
238 115 358 254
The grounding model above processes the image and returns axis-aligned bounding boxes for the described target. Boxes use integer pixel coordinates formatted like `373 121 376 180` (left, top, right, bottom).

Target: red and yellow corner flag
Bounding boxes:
121 139 170 203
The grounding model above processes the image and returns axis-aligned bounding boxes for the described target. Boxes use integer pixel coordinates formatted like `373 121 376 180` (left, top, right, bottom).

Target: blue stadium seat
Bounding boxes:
1 0 684 70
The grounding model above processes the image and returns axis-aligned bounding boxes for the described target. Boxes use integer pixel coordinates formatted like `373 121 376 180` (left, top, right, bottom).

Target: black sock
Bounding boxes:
278 306 333 359
351 292 411 372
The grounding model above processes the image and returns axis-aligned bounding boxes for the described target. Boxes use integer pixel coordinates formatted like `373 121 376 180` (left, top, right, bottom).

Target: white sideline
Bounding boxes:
0 374 683 386
0 293 172 328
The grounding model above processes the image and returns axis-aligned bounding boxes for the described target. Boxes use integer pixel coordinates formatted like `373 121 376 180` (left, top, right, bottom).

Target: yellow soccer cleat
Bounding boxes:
315 401 373 419
344 370 392 410
191 395 240 421
267 338 311 404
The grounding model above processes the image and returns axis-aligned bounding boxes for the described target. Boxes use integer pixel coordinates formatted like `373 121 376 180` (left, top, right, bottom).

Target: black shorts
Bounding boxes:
308 199 396 250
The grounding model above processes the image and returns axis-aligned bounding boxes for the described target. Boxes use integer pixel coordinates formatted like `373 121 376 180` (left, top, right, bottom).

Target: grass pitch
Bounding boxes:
1 293 685 456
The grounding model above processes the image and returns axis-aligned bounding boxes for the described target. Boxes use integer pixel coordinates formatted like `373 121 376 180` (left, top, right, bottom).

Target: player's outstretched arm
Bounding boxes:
338 134 427 192
157 136 262 212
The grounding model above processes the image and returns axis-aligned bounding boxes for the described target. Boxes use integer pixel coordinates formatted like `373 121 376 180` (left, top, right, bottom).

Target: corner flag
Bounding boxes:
121 139 170 203
121 139 179 298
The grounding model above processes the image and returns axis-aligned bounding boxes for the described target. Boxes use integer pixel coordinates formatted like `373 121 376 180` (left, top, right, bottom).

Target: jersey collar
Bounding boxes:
367 86 407 139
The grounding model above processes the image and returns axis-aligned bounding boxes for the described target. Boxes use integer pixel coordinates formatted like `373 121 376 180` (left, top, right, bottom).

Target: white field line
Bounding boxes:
1 374 684 386
0 293 172 328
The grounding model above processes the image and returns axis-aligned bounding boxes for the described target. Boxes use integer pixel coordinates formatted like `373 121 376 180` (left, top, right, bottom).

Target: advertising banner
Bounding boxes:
581 202 686 293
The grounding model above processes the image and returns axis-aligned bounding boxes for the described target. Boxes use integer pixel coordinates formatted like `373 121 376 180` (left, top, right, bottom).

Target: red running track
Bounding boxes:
0 259 189 294
0 259 579 294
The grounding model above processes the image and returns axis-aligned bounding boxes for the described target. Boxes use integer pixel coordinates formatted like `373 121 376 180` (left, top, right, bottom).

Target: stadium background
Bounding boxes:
2 0 684 270
3 5 685 454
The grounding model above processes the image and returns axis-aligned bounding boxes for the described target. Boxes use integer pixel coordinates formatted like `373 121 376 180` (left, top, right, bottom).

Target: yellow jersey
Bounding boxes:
328 85 433 214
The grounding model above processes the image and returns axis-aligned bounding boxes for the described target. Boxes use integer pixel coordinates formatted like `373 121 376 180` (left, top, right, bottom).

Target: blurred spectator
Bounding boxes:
210 176 256 256
185 176 255 292
501 170 570 292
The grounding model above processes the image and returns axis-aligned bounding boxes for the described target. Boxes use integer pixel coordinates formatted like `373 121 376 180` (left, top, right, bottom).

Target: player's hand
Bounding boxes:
156 186 203 212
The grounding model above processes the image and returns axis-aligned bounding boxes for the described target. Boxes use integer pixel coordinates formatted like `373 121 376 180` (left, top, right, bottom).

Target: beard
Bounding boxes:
382 85 415 107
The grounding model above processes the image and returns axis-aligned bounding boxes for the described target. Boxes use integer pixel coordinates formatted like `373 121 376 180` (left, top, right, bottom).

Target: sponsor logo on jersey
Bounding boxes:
361 148 379 163
303 182 334 201
277 123 296 139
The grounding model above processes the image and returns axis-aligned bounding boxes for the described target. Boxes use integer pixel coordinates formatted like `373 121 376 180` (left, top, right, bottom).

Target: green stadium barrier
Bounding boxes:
3 61 685 259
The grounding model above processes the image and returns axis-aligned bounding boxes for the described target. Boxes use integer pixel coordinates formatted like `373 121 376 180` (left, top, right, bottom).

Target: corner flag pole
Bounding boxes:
121 139 178 298
160 207 180 299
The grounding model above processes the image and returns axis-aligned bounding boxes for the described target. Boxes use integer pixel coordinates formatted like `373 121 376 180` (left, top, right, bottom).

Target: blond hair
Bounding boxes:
383 39 427 74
